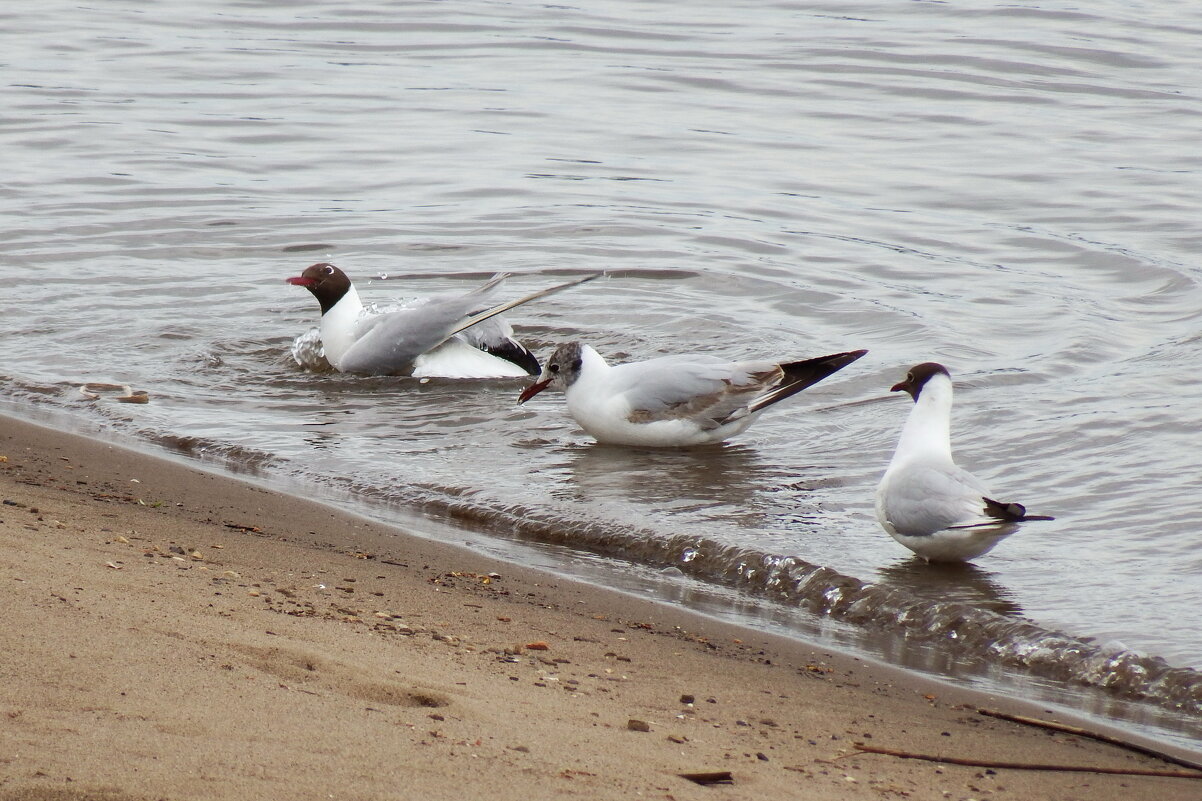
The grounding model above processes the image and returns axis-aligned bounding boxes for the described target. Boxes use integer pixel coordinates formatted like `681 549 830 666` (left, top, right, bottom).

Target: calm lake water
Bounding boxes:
4 0 1201 747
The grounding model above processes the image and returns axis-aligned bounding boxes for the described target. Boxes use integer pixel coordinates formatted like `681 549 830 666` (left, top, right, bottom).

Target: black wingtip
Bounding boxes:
746 348 868 415
484 340 541 375
779 347 868 386
984 497 1054 523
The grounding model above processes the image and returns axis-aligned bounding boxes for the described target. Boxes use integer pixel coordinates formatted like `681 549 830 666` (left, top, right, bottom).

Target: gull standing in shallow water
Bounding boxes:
287 263 596 378
517 342 868 447
875 362 1053 562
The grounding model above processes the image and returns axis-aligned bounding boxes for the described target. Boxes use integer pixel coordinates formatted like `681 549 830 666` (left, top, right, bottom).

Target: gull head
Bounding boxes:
287 263 353 315
518 342 585 404
891 362 951 401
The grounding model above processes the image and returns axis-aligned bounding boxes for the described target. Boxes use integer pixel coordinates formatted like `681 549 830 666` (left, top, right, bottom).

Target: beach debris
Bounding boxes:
525 641 550 651
225 522 263 533
679 694 695 705
626 719 651 732
852 743 1202 779
386 624 418 635
79 383 149 403
435 570 501 586
976 708 1202 772
678 771 733 786
104 561 123 570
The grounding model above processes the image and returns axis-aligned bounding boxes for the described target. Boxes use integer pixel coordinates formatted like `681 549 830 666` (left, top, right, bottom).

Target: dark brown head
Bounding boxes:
890 362 951 401
517 342 585 404
286 263 352 315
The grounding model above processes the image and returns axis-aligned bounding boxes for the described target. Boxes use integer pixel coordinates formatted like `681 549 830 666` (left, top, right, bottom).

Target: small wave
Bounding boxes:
350 483 1202 716
145 432 282 475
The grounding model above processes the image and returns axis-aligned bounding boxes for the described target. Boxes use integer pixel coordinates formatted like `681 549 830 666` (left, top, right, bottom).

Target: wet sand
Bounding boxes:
1 412 1199 801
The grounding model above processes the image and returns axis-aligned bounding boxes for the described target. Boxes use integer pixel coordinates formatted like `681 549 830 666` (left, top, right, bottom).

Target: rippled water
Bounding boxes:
4 1 1202 745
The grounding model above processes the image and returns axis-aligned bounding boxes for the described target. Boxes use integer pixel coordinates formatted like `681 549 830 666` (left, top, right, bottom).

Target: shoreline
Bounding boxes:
1 411 1199 800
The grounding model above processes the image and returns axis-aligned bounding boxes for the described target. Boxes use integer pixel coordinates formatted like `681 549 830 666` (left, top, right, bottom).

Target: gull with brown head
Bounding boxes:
287 263 596 378
875 362 1054 562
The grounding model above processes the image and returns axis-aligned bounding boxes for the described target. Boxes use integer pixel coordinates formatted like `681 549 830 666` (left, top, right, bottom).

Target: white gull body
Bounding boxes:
518 342 867 447
875 362 1053 562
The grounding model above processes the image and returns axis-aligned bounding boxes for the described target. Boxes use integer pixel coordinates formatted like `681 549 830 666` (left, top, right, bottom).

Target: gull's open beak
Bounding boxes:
518 378 552 404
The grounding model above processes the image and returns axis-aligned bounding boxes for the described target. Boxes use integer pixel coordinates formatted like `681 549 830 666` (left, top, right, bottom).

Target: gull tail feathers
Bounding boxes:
983 497 1055 523
747 349 868 415
446 273 603 340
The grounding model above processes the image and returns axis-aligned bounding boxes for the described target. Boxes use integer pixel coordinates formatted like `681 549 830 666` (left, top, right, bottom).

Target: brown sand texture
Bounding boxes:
1 414 1199 801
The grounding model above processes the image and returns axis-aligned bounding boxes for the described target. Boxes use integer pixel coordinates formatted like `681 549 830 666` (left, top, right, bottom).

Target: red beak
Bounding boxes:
287 276 316 286
518 378 552 404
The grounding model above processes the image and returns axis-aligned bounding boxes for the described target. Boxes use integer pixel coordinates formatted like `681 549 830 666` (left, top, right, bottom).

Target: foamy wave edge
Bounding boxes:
402 490 1202 716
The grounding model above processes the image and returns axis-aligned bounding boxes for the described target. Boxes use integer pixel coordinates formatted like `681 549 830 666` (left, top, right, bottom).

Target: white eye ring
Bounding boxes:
324 265 334 275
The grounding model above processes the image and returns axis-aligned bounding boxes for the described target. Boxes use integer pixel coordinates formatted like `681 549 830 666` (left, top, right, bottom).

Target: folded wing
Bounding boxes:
883 462 996 536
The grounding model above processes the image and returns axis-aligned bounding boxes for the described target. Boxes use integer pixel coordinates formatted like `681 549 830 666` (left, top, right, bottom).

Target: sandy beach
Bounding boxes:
1 412 1198 801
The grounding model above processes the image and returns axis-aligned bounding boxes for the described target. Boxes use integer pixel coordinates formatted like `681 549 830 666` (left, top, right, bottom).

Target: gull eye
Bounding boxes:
324 265 334 275
548 363 560 374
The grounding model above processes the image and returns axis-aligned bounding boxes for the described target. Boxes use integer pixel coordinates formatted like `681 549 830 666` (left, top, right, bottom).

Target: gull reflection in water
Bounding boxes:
560 441 777 522
875 558 1022 617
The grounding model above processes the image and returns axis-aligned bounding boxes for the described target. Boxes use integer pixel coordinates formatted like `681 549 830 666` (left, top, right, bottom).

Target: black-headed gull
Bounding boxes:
517 342 868 446
287 263 595 378
875 362 1053 562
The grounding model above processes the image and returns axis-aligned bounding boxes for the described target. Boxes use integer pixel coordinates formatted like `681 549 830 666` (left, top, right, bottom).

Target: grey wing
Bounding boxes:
458 316 515 350
616 357 776 427
339 279 505 374
882 463 993 536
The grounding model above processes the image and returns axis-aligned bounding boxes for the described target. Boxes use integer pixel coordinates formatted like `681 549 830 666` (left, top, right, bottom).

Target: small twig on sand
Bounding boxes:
977 708 1202 773
853 743 1202 779
677 771 734 786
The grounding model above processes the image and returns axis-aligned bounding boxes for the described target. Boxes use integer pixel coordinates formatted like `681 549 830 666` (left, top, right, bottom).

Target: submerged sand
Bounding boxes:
1 413 1198 800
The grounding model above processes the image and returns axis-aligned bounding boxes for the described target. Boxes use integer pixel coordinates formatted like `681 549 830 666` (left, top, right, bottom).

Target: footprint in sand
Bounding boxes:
227 643 452 708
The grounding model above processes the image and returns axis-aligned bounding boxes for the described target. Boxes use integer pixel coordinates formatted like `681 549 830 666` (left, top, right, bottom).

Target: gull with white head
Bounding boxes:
518 342 868 447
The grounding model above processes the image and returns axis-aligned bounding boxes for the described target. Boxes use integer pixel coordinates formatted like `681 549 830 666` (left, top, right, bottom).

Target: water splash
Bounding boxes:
289 327 330 372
